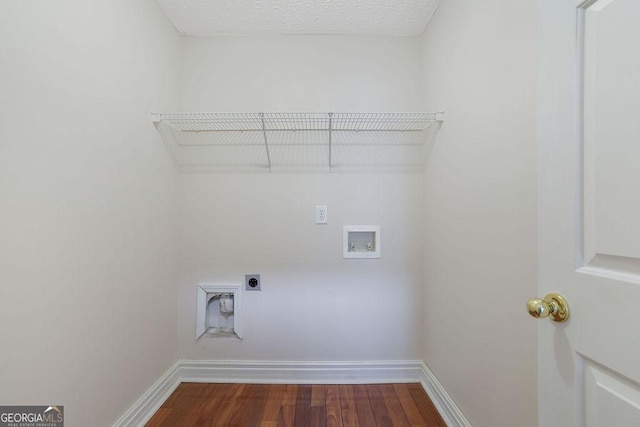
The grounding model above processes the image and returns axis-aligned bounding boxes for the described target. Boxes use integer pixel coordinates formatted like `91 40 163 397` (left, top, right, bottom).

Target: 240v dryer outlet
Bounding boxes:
245 274 261 291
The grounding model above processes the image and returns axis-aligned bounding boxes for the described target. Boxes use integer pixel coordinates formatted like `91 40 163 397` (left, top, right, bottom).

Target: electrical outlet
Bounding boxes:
316 205 328 224
245 274 261 291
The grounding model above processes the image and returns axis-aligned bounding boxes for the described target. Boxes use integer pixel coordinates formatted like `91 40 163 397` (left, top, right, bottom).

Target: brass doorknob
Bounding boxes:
526 293 569 322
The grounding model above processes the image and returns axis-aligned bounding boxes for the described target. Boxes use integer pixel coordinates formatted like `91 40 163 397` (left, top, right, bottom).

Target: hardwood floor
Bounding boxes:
145 383 446 426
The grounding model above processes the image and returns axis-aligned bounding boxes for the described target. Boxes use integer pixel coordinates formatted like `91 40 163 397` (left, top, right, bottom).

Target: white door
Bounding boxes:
537 0 640 425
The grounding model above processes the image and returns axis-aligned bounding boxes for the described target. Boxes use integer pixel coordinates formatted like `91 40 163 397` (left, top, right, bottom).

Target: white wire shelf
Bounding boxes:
152 112 444 172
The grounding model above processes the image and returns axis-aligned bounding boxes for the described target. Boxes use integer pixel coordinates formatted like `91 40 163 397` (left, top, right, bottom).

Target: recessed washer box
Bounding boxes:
343 225 380 258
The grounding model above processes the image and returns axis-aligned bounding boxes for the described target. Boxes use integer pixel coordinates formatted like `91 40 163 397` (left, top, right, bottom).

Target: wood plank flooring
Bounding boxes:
145 383 446 426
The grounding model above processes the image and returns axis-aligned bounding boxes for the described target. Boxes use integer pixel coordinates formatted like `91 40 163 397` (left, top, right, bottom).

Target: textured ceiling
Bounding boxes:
156 0 439 36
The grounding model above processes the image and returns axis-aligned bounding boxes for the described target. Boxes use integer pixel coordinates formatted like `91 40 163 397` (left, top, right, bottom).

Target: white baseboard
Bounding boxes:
113 359 470 427
419 361 472 427
179 359 425 384
112 360 181 427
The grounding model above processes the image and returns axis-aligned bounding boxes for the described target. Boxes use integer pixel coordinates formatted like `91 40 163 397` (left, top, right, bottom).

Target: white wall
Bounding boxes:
0 2 539 423
0 1 181 425
179 36 424 112
420 1 538 426
177 36 426 360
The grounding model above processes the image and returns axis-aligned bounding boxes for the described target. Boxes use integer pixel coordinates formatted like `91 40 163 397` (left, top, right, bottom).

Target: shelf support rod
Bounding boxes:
260 113 272 172
328 112 333 171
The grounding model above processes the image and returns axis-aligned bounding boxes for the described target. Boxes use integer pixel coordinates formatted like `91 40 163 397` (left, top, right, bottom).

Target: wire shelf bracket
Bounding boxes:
328 112 333 171
259 113 272 172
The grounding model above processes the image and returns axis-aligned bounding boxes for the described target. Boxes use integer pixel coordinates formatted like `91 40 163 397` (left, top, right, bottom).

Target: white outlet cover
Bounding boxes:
316 205 328 224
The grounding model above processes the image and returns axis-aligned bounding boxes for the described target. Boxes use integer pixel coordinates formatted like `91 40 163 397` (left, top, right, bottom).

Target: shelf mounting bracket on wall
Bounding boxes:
328 112 333 172
260 113 272 172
